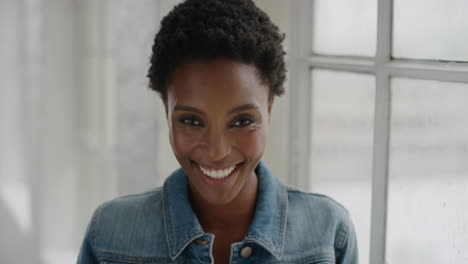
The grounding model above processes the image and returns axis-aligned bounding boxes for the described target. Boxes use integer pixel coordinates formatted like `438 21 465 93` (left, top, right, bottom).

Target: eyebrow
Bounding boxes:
174 105 204 114
173 103 258 115
228 103 258 114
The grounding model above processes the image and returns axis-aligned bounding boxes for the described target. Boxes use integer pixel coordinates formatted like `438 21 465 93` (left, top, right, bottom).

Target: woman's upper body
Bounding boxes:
78 0 358 263
77 162 358 264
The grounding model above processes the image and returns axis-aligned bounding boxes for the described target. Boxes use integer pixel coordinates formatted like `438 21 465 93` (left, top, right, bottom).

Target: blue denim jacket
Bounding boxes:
77 162 358 264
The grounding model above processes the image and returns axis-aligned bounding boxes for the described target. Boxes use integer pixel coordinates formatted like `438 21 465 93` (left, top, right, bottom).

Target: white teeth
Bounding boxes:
199 164 237 179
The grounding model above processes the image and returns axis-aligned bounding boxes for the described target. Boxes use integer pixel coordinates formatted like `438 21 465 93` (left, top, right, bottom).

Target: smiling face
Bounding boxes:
165 58 273 206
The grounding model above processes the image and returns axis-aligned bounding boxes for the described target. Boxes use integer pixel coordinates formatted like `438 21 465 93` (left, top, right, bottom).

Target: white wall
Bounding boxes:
254 0 291 183
0 1 292 263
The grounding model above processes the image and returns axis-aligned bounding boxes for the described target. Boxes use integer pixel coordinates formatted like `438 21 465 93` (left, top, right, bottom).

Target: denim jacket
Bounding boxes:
77 162 358 264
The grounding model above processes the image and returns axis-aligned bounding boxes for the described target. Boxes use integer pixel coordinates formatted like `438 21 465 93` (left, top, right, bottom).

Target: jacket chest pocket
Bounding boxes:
296 260 335 264
100 259 178 264
99 260 178 264
273 255 336 264
303 253 336 264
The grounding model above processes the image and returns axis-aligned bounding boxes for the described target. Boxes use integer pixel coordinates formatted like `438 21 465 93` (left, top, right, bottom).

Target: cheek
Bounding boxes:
169 127 201 157
236 127 267 158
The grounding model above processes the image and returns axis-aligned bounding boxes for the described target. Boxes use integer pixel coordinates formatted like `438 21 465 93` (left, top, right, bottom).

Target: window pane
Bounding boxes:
387 78 468 263
312 0 377 57
393 0 468 61
309 69 375 264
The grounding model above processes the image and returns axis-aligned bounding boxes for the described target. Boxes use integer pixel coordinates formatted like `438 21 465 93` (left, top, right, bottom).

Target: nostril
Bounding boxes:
206 146 231 161
206 143 231 161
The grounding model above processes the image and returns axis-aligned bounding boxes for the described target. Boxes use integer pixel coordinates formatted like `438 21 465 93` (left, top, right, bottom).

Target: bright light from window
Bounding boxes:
387 78 468 263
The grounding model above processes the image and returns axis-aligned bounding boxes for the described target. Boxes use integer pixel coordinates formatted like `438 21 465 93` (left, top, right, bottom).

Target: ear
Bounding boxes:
267 97 274 115
163 99 169 120
267 97 274 125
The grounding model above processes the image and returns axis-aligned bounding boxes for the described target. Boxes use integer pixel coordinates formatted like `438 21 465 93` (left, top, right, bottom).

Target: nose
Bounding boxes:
204 128 232 161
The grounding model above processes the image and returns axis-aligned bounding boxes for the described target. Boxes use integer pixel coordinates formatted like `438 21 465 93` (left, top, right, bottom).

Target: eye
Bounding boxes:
179 116 204 127
231 117 256 127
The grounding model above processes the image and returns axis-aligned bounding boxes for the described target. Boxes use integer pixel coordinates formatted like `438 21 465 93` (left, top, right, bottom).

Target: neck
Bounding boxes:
190 172 259 234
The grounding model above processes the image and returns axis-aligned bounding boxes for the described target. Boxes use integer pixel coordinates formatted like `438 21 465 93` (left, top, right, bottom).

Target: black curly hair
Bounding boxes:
147 0 286 101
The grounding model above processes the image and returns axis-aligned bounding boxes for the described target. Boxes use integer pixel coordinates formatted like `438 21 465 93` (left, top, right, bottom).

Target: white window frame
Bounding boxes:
287 0 468 263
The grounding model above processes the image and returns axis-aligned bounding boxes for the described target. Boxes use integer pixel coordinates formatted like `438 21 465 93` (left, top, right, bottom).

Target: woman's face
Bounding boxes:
165 58 273 206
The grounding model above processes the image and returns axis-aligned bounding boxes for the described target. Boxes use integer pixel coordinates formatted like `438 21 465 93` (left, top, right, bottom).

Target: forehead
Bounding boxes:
167 59 269 108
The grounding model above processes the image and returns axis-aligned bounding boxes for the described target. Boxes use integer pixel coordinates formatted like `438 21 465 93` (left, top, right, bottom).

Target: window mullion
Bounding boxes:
370 72 391 264
370 0 393 263
287 0 313 187
384 60 468 82
307 55 375 74
306 56 468 83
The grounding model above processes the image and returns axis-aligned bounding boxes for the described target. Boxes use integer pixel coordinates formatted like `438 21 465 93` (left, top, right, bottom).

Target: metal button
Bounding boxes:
195 239 209 246
240 246 252 258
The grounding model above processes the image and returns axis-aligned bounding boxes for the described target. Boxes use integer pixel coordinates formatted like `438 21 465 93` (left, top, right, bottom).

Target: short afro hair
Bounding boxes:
147 0 286 100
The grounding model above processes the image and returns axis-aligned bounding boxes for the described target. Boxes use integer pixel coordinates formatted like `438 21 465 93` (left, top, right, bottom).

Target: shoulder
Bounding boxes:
282 185 354 258
92 187 164 232
96 187 164 217
87 187 169 257
285 185 350 222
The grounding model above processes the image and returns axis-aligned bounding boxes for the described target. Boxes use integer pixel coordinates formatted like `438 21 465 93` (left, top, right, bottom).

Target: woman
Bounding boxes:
77 0 358 263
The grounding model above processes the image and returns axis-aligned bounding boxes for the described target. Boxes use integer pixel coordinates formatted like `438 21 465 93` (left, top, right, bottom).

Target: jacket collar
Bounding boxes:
162 161 288 260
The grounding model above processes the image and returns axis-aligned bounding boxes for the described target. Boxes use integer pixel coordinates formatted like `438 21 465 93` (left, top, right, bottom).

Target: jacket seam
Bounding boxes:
96 250 192 264
335 220 350 258
162 186 176 257
286 187 349 212
277 183 288 257
97 256 189 264
273 252 335 264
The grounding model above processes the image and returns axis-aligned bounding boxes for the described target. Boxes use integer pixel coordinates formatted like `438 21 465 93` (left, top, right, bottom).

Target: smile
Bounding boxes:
198 164 237 179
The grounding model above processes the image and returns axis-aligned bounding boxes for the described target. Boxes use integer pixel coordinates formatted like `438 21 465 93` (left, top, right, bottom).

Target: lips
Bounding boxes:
191 161 243 182
199 164 237 179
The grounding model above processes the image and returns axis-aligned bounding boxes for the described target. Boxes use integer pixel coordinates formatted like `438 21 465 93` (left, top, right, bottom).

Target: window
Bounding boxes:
308 69 374 263
288 1 468 263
